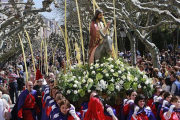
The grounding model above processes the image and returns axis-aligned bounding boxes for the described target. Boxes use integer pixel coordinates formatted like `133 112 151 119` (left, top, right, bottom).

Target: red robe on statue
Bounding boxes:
88 21 106 64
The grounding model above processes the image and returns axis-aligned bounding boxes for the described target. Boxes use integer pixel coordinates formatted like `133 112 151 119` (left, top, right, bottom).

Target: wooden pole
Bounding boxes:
24 29 36 73
18 34 28 82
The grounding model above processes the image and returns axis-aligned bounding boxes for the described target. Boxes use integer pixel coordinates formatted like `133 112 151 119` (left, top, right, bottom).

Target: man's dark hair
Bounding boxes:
92 9 103 22
165 78 171 86
171 73 177 79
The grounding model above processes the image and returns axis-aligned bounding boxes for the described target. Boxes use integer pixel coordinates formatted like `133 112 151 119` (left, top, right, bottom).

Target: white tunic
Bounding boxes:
0 99 5 120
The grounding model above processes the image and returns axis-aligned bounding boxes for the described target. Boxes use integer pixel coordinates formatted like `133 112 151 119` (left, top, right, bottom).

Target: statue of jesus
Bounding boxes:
88 9 110 64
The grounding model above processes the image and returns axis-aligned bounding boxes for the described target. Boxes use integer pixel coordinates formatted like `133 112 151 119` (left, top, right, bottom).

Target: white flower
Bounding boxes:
78 77 81 80
92 71 96 74
73 84 77 88
134 77 138 81
110 69 114 73
88 78 93 83
90 63 94 66
120 80 124 84
110 65 114 68
150 84 153 89
118 70 122 74
143 86 146 89
78 84 82 88
145 80 149 85
108 57 113 62
102 69 107 74
73 76 76 79
95 59 99 62
104 62 109 67
83 71 86 75
121 75 126 80
116 85 120 90
74 80 78 84
105 73 109 77
116 60 120 65
88 90 91 93
138 84 141 89
90 66 93 69
70 78 74 82
85 84 88 87
127 76 131 81
143 75 148 79
95 63 100 69
120 64 124 68
100 79 105 84
67 90 71 94
85 74 88 78
145 78 152 85
121 67 125 71
100 64 104 67
82 79 86 83
74 90 78 94
110 77 114 83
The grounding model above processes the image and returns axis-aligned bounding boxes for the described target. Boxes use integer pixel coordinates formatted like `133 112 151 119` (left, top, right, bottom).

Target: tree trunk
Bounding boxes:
142 39 160 69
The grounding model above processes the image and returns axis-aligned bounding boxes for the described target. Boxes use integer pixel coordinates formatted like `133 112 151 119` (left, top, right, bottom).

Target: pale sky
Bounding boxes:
23 0 59 20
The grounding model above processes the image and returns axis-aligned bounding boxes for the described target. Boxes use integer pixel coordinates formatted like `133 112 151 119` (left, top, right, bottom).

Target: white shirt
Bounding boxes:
0 99 9 120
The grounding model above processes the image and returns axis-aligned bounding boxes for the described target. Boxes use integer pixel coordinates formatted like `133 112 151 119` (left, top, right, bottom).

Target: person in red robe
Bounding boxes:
11 81 40 120
147 86 162 107
122 89 137 120
35 65 43 81
88 9 110 64
162 96 180 120
84 96 117 120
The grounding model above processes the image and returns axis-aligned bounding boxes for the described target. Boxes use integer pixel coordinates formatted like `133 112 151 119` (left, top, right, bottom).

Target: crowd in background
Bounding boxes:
0 44 180 119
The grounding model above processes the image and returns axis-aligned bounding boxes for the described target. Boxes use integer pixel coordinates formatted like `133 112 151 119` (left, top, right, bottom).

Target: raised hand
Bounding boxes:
162 100 168 108
127 100 134 104
134 106 140 115
169 105 175 113
106 107 117 120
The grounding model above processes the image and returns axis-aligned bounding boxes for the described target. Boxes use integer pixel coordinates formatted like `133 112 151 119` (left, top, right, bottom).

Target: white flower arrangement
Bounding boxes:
58 58 153 102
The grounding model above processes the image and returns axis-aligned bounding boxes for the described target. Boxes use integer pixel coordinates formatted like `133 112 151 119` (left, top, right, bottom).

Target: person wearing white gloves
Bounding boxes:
157 91 172 120
162 96 180 120
53 99 80 120
128 94 155 120
69 104 80 120
119 89 137 120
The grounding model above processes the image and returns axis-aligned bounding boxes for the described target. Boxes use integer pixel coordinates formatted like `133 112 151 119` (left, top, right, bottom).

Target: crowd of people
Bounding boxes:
0 46 178 120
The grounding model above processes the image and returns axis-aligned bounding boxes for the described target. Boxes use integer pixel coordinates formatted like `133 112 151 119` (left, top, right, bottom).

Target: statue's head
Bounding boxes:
92 9 103 22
